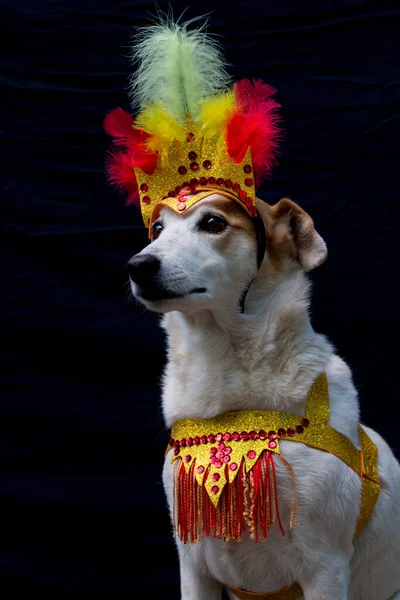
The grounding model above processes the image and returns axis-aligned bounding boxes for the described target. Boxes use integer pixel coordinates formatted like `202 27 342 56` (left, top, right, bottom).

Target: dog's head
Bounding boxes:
127 194 327 313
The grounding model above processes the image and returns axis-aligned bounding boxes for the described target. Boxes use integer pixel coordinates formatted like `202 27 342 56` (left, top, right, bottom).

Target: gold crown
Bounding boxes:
135 118 256 230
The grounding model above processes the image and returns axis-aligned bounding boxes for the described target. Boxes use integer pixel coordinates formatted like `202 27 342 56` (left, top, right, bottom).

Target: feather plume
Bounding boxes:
129 16 231 123
235 79 277 109
226 80 282 186
199 91 235 138
105 150 139 206
135 102 186 155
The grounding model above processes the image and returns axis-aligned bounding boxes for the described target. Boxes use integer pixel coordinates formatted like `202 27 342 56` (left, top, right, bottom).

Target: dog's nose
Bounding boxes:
126 254 161 285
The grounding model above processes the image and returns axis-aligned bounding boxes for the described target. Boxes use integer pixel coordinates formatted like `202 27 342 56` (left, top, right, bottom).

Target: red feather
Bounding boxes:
227 80 282 186
103 107 159 204
105 150 139 206
235 79 277 109
103 107 139 146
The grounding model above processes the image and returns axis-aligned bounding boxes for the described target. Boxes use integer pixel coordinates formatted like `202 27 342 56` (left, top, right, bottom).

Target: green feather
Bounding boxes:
129 15 231 124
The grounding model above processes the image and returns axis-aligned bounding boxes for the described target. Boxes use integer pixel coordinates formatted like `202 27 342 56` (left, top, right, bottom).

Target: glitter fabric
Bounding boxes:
168 372 380 542
135 118 256 229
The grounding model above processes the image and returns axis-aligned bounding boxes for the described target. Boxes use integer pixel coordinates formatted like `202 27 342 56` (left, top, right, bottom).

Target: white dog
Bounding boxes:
127 194 400 600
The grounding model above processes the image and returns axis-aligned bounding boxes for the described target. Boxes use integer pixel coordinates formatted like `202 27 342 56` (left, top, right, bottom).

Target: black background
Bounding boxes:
2 1 400 597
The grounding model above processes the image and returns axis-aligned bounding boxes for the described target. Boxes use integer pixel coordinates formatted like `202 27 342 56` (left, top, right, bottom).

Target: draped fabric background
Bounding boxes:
2 0 400 597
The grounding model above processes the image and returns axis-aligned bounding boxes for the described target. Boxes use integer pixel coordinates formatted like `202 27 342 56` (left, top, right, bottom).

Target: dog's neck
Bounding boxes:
161 270 332 427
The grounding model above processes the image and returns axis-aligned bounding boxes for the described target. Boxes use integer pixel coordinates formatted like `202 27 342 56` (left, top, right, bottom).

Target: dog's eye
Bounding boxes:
198 214 227 234
152 222 163 240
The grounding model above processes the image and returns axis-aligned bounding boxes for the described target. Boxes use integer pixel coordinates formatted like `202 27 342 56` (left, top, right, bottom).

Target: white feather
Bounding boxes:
129 14 231 123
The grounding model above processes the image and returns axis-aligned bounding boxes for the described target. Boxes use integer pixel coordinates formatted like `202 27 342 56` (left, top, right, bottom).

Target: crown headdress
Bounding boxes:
103 18 282 231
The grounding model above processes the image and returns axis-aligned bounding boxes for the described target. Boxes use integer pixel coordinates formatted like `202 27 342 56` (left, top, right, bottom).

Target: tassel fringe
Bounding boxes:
173 450 294 544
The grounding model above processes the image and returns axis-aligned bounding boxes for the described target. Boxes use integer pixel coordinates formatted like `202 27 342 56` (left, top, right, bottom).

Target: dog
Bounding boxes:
127 193 400 600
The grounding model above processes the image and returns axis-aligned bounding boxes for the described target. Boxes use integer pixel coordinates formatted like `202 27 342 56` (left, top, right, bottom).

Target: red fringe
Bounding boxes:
174 450 285 544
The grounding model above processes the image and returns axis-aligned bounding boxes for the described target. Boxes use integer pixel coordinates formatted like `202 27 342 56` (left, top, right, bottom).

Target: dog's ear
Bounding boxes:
258 198 327 272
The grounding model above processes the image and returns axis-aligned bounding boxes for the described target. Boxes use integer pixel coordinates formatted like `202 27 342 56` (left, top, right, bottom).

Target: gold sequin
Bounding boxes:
135 117 256 229
168 372 380 536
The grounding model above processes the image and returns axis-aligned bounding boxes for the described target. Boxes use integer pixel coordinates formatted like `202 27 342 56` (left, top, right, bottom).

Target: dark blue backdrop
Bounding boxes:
2 1 400 597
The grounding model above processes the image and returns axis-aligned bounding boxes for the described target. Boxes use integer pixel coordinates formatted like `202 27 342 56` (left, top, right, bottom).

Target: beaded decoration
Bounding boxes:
103 19 281 232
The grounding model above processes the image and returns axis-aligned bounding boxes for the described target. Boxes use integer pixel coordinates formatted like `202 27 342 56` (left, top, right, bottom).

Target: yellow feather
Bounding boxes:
199 92 235 138
136 103 186 156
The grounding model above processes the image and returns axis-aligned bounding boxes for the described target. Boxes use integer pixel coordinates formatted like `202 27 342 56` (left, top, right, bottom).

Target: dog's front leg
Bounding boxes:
177 540 223 600
163 459 222 600
299 551 350 600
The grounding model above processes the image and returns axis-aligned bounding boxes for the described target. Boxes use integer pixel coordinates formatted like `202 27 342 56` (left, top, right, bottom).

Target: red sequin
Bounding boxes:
174 440 180 448
223 455 230 463
245 177 254 187
207 434 215 444
179 439 186 447
240 431 249 441
218 443 225 451
243 164 252 174
210 447 217 455
190 178 198 186
250 206 257 216
233 183 241 192
258 430 267 440
296 425 304 434
268 431 277 440
182 181 189 188
203 160 212 170
249 431 258 440
190 162 199 171
187 132 195 142
186 437 193 446
142 196 151 204
168 438 174 446
247 450 256 459
230 462 238 471
215 460 223 469
245 197 253 207
174 447 180 455
216 451 224 459
287 427 296 437
278 428 286 437
224 447 232 455
301 418 310 428
210 456 216 464
225 179 233 188
199 176 208 185
197 465 204 474
193 436 200 445
188 151 198 160
200 435 208 444
140 183 148 192
216 178 224 186
212 473 220 482
184 454 191 463
211 485 219 494
168 190 175 197
268 440 277 449
239 190 247 200
208 176 216 184
232 432 240 441
178 165 187 175
215 433 223 442
223 432 231 441
177 202 186 211
175 185 181 194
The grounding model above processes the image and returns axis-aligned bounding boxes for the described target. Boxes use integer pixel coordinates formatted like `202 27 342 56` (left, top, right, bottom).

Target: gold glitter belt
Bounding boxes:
226 582 303 600
166 373 381 598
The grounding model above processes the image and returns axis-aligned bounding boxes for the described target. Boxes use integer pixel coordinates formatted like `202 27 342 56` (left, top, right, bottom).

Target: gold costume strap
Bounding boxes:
227 582 303 600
